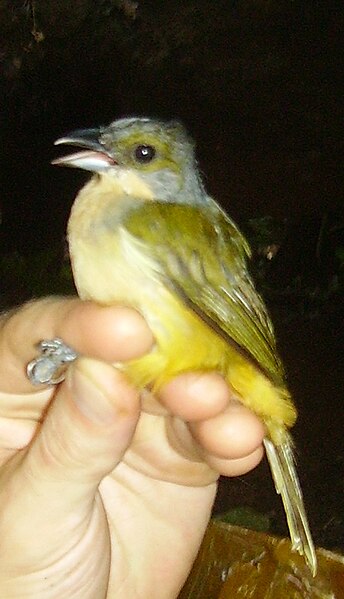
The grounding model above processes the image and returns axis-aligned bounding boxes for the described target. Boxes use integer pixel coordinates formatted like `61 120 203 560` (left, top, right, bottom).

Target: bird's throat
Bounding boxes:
67 171 154 240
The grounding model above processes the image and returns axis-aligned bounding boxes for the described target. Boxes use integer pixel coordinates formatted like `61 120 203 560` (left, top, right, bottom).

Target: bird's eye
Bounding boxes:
134 144 156 163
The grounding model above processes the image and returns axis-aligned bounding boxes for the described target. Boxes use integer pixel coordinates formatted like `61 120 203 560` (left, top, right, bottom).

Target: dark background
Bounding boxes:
0 0 343 551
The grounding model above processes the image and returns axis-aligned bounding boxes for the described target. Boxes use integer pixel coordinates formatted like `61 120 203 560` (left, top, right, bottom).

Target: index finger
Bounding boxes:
0 297 154 393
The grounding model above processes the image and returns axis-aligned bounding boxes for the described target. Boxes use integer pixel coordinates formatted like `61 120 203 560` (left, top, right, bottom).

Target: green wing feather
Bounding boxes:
126 201 317 576
126 201 285 386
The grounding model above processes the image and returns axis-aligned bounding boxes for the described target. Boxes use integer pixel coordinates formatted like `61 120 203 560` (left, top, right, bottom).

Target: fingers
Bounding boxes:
160 372 265 477
0 295 265 481
158 372 231 421
0 297 154 393
19 358 140 510
204 446 264 477
0 358 140 576
190 405 265 476
190 402 265 460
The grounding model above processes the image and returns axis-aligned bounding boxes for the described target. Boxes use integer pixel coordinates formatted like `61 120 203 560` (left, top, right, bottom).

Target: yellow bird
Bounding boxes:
53 116 317 575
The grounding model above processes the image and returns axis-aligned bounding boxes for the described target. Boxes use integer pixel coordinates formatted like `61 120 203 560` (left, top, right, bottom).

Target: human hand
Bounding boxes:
0 297 264 598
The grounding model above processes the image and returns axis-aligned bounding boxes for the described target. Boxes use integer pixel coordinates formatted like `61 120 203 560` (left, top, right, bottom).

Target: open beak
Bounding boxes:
52 127 116 172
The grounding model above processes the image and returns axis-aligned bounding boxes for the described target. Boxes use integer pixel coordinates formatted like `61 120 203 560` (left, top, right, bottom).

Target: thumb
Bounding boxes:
23 358 140 508
0 359 140 584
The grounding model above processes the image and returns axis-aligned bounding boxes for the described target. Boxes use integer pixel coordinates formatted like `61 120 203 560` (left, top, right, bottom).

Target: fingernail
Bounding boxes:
68 358 116 425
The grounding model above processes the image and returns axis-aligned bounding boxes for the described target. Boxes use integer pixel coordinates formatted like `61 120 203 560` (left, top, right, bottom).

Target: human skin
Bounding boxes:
0 297 264 598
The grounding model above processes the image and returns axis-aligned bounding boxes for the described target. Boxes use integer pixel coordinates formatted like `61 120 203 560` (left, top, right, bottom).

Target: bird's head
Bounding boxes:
53 117 206 203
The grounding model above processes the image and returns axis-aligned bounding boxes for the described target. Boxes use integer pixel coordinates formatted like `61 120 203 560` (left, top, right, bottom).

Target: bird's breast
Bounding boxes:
69 223 165 308
68 197 296 430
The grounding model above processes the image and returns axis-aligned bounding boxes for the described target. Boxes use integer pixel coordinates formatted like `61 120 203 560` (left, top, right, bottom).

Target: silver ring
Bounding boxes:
27 338 78 386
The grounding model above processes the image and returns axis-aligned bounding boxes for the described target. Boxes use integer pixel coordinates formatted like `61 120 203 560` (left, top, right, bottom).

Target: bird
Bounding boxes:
53 116 317 576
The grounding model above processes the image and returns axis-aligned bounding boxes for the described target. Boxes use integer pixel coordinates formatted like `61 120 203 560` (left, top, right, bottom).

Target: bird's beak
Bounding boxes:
52 127 116 172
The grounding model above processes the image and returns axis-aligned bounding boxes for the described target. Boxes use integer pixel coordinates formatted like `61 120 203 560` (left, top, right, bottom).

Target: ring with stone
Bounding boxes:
27 338 78 386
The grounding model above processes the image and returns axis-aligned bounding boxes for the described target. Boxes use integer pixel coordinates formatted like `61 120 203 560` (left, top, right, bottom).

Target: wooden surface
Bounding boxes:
179 520 344 598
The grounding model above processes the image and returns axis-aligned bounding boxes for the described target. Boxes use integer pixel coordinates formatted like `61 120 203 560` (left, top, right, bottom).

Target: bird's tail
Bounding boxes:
263 435 317 576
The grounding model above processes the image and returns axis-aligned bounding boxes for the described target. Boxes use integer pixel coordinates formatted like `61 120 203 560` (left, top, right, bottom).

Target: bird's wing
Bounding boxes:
126 201 285 384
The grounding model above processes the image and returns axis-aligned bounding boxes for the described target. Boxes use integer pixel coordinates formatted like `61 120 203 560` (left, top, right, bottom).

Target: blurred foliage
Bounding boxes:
215 506 271 533
246 213 344 321
0 244 75 309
